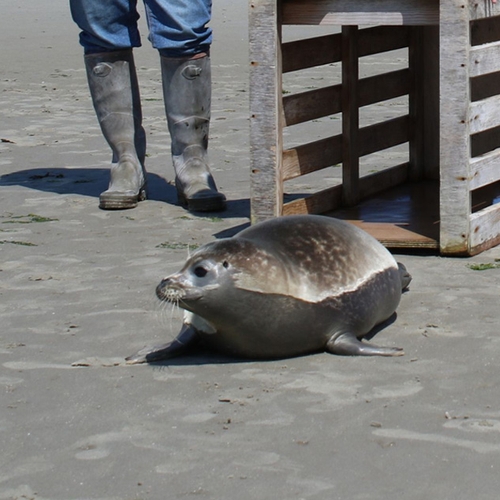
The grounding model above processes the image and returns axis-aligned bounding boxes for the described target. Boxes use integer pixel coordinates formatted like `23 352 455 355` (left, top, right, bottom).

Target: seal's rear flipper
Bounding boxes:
125 323 200 364
326 332 404 357
398 262 412 291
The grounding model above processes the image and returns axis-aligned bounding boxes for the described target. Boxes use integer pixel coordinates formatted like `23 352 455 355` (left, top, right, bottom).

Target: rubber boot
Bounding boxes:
161 54 226 212
85 50 147 209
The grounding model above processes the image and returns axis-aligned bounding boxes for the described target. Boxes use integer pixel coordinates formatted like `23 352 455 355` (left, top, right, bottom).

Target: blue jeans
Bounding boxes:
70 0 212 57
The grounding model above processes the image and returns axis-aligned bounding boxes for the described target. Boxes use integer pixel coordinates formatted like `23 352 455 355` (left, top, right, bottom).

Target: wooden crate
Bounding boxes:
249 0 500 255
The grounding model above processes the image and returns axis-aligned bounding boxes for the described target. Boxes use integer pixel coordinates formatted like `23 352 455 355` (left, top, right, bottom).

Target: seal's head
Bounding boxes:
156 238 289 311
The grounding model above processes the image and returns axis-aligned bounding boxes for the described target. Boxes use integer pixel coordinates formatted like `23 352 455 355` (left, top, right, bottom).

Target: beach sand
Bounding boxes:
1 1 500 498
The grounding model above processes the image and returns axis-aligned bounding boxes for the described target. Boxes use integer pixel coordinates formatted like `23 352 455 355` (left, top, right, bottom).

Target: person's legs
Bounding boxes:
70 0 147 209
144 0 226 211
70 0 142 53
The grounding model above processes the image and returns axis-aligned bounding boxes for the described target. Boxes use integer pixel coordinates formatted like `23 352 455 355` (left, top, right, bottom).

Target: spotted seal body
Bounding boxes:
126 215 411 363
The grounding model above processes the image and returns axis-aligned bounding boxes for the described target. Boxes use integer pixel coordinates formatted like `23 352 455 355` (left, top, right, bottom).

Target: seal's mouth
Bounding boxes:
156 280 186 302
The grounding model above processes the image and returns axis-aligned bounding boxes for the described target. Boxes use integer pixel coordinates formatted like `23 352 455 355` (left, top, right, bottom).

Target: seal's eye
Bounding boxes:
194 266 208 278
222 260 229 269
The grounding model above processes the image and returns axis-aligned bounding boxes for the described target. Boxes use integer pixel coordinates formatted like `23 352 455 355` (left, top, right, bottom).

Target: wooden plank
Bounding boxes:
470 203 500 251
283 185 343 215
469 94 500 134
359 69 410 108
470 147 500 189
281 0 439 26
470 41 500 77
439 0 472 255
249 0 284 223
346 221 438 248
283 164 409 216
358 115 410 157
283 116 409 181
469 0 500 20
282 135 343 181
282 34 341 73
358 26 410 56
283 69 410 128
342 26 360 206
408 25 440 180
283 85 341 126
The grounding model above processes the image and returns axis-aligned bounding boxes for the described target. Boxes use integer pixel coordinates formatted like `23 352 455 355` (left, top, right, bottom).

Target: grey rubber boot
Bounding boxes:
85 50 147 209
161 54 226 212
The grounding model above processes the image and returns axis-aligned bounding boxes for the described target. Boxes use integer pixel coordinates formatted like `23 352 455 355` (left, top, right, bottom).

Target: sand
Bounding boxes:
1 1 500 498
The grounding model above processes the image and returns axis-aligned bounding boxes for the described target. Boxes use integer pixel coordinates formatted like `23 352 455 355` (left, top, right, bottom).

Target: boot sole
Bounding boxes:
177 191 227 212
99 186 147 210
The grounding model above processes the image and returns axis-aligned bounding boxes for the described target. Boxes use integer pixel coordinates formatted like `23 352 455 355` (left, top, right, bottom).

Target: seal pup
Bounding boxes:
126 215 411 363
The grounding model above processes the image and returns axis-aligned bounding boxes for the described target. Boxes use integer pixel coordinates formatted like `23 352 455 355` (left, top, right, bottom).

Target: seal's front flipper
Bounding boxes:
125 322 200 364
326 332 404 357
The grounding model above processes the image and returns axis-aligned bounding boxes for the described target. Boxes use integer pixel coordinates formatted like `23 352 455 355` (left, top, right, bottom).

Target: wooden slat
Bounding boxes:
469 0 500 21
342 26 360 206
283 85 341 126
282 135 342 181
470 41 500 77
470 147 500 189
283 185 343 215
282 34 341 73
469 94 500 134
347 221 438 248
358 26 410 56
439 0 471 255
283 116 409 181
249 0 284 223
282 164 409 217
359 69 410 107
470 203 500 252
281 0 439 26
358 115 410 157
282 26 409 74
283 69 409 128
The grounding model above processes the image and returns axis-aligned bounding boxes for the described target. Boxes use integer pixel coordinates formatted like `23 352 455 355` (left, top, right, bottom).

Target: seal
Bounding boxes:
126 215 411 363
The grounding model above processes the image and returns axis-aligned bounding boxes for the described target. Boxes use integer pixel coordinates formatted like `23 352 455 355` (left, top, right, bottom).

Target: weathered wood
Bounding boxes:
342 26 360 206
470 41 500 77
470 94 500 134
470 204 500 250
359 69 410 107
470 147 500 189
346 221 438 249
283 185 343 215
358 115 410 157
282 116 409 182
469 0 500 20
282 135 343 181
249 0 283 223
358 25 410 56
283 69 409 128
281 0 439 25
282 34 341 73
249 0 500 254
439 0 472 254
283 163 410 216
283 85 341 126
